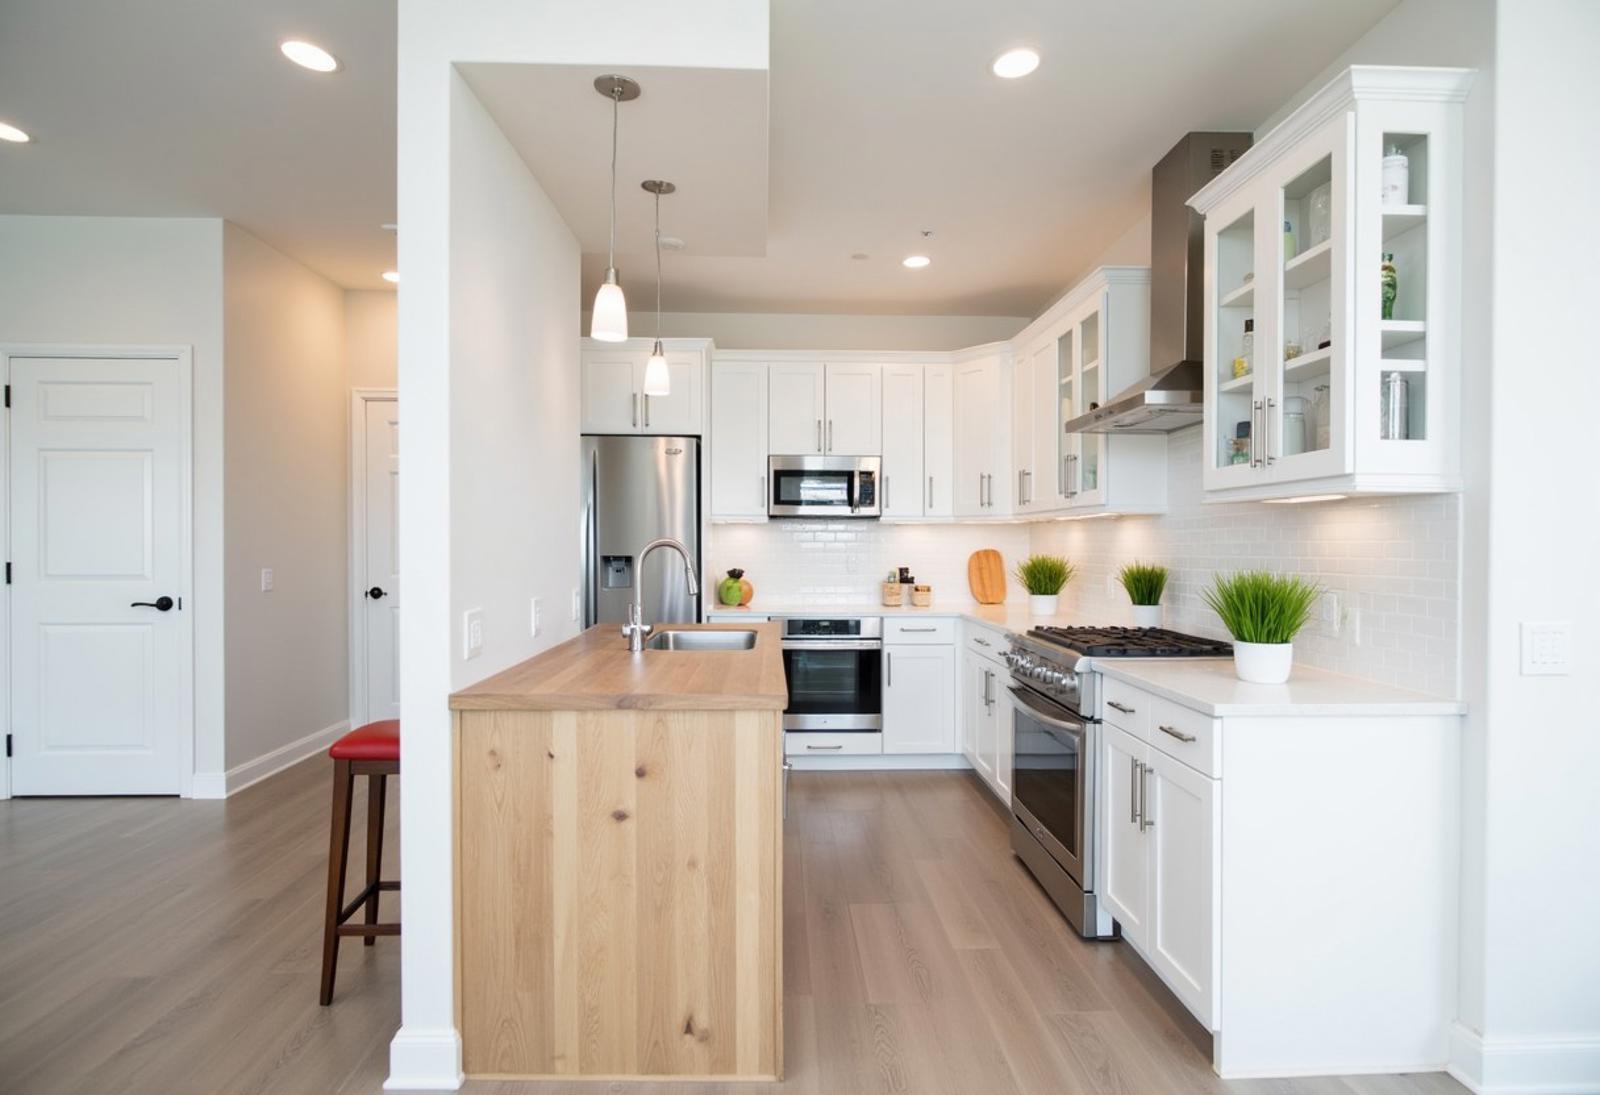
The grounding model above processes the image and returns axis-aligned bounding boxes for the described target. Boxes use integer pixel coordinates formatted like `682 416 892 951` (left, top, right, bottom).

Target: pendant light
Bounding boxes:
590 75 640 343
640 179 676 396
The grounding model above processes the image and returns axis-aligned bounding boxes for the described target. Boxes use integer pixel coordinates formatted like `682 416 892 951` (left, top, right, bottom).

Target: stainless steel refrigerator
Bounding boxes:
580 435 702 629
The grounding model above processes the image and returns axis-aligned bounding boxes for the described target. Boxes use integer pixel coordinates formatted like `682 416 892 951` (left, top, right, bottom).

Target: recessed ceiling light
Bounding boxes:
0 121 31 143
280 39 340 73
381 270 399 284
902 255 931 269
991 47 1041 79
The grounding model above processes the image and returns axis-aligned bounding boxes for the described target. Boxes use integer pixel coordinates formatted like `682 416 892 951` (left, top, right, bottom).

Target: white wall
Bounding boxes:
0 215 228 780
586 310 1028 351
393 2 769 1085
345 289 398 389
220 224 350 771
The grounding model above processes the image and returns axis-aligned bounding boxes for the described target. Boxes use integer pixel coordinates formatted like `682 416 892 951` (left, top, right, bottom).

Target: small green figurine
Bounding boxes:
1380 252 1398 320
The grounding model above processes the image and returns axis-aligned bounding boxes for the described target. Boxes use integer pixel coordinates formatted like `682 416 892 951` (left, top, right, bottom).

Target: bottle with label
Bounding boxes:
1382 143 1410 206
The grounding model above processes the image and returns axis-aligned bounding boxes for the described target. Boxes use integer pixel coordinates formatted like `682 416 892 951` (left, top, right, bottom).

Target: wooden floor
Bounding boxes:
0 758 1466 1095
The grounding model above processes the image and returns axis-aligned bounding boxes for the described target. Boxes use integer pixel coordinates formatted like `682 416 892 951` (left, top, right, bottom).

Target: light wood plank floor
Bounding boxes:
0 758 1466 1095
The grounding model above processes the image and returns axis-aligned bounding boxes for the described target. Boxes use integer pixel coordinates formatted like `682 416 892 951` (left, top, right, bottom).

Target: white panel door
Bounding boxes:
709 361 769 519
1101 724 1149 944
1010 346 1034 511
953 359 997 515
580 353 641 433
923 365 954 517
822 362 881 455
879 365 923 518
9 356 191 795
1146 749 1217 1025
1030 340 1061 510
361 399 401 722
882 644 953 753
962 649 992 785
640 351 702 435
766 362 824 454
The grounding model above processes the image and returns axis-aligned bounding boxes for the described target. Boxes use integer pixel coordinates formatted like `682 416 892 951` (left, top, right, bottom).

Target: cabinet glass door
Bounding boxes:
1209 201 1264 488
1057 329 1077 502
1075 306 1106 506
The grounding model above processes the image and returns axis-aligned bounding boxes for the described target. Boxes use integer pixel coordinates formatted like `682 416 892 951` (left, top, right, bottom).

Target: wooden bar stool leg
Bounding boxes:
363 772 387 946
319 758 355 1005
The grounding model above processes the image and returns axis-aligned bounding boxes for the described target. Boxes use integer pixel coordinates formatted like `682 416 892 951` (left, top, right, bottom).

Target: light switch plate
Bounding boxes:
1520 621 1572 675
463 607 484 660
260 568 274 592
531 596 543 637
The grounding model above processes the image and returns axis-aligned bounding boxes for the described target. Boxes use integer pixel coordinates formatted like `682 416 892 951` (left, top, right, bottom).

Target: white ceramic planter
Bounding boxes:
1233 640 1294 684
1131 604 1163 629
1029 594 1060 616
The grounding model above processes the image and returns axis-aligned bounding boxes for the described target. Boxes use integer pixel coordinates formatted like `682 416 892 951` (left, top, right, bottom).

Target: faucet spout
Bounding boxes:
622 537 699 651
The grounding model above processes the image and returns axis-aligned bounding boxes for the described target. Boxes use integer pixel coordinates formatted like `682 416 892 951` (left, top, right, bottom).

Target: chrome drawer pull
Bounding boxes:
806 744 844 751
1106 700 1135 714
1158 724 1197 743
1130 759 1140 825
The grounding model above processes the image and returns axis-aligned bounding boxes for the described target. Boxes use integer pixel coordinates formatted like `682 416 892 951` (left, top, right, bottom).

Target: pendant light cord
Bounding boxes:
654 189 663 338
608 87 619 271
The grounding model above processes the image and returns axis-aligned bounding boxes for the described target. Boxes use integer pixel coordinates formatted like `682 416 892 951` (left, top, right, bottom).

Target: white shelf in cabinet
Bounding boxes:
1219 373 1256 394
1283 239 1333 290
1220 281 1256 308
1380 320 1426 350
1382 204 1427 241
1283 345 1333 382
1378 358 1426 373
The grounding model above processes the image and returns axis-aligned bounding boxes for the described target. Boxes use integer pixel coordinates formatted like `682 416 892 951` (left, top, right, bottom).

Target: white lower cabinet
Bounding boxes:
961 628 1011 804
1100 724 1151 944
883 643 955 753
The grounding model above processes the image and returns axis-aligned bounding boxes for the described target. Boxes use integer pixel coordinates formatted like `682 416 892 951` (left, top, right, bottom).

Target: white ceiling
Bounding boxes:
0 0 1398 313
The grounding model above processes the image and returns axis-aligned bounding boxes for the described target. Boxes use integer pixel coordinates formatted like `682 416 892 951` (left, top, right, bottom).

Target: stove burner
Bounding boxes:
1028 626 1232 658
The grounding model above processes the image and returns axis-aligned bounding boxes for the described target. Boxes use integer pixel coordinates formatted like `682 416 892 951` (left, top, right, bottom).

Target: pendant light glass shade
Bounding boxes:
591 269 628 342
643 339 670 395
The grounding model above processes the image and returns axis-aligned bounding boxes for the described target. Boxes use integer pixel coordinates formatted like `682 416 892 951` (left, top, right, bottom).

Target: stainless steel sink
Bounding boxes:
645 629 757 651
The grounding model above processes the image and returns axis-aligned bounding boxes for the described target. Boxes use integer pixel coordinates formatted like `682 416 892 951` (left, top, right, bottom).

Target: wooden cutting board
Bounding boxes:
967 549 1007 604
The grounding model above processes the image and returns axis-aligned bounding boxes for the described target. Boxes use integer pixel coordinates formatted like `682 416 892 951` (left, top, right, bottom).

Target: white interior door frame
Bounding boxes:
1 344 195 800
348 388 398 729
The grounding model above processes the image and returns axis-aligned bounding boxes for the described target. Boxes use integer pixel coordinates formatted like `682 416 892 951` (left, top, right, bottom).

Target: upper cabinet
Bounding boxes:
954 353 1010 516
580 338 709 436
923 365 955 519
767 362 881 456
709 360 769 520
1192 66 1472 501
880 364 925 519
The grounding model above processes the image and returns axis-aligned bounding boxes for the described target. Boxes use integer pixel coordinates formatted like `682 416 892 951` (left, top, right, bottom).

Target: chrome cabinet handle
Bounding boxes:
1251 400 1264 467
816 419 822 453
1265 397 1277 465
806 744 844 751
1025 469 1032 504
887 650 893 687
898 626 938 633
1018 469 1025 504
632 392 639 428
1130 759 1141 825
974 637 991 648
760 475 766 509
927 475 933 509
1107 700 1135 714
1158 723 1197 743
1139 762 1153 832
644 394 650 428
983 669 994 708
884 474 890 511
827 419 834 452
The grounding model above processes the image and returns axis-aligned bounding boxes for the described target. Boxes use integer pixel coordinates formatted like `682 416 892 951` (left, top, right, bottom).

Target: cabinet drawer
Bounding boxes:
785 732 882 757
1102 677 1151 739
1148 697 1219 778
965 626 1007 658
884 617 955 644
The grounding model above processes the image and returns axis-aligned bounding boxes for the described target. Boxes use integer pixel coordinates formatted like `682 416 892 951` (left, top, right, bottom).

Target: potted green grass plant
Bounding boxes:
1014 554 1075 616
1201 570 1321 683
1117 562 1169 629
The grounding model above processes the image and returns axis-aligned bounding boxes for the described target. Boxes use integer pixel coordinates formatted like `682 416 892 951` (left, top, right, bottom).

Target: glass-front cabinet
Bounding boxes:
1194 65 1471 500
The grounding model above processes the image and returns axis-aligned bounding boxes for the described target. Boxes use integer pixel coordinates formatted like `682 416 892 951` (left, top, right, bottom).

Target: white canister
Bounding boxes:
1382 146 1410 206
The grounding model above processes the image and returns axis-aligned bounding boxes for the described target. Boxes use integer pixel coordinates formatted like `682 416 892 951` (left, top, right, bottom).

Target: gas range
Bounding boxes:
1005 626 1232 715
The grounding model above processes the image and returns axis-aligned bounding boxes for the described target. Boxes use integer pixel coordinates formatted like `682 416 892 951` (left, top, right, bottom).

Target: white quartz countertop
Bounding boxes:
1094 658 1466 717
708 601 1464 717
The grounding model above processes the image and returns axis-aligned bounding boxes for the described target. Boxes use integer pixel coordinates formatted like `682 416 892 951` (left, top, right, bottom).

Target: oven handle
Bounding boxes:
1007 685 1086 738
780 640 883 651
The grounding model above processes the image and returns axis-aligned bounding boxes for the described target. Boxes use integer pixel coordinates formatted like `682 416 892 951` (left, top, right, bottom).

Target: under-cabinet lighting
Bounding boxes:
991 47 1041 79
1261 494 1348 505
0 121 31 143
1055 512 1120 521
381 270 399 284
280 40 340 73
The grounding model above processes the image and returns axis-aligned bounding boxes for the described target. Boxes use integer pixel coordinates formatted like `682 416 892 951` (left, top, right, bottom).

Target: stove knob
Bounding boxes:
1050 671 1070 687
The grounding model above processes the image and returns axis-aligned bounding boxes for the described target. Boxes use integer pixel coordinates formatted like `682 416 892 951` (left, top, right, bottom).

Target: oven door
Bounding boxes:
767 456 879 518
1009 685 1090 888
780 640 883 730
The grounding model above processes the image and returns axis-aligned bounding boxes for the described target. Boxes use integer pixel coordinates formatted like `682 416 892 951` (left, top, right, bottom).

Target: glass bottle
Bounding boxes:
1381 253 1398 320
1240 318 1254 371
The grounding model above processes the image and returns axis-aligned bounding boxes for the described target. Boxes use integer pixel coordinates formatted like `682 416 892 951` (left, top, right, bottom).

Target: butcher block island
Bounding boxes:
449 622 787 1082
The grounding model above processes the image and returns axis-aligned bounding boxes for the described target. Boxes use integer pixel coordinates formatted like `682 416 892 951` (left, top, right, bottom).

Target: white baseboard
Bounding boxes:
189 719 349 799
385 1026 463 1091
1449 1022 1600 1094
788 754 973 771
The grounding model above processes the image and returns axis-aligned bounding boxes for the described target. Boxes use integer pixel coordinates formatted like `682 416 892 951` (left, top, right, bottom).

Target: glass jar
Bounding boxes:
1308 181 1332 246
1282 396 1308 456
1312 384 1331 450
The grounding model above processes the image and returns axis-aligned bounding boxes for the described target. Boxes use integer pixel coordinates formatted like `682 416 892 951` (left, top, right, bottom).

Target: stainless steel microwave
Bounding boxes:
767 455 881 518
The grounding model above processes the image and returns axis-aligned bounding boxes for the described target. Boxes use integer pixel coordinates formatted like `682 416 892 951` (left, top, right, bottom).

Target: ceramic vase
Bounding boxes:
1131 604 1163 629
1233 640 1294 684
1029 594 1060 617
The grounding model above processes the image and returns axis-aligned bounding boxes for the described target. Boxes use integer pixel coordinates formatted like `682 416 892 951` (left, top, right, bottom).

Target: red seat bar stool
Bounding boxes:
319 719 401 1005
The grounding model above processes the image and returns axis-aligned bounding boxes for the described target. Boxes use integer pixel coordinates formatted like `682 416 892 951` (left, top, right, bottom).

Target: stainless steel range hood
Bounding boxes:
1065 132 1252 434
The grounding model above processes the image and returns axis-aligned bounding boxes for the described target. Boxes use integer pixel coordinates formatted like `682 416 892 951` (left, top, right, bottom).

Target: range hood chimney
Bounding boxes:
1065 132 1252 434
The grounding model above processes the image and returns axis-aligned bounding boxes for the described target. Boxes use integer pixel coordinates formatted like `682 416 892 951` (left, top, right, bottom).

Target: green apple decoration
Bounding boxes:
718 568 746 606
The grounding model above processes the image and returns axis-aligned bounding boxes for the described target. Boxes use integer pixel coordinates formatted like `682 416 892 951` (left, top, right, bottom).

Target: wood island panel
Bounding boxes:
456 706 783 1080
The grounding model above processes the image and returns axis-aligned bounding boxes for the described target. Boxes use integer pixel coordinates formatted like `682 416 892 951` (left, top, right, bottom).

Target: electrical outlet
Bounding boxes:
531 596 543 637
1521 621 1572 675
463 607 484 660
570 588 580 622
260 568 274 592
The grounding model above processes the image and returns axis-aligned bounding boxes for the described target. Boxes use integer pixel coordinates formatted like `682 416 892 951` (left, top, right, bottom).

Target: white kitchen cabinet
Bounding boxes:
953 354 1009 516
709 360 769 519
883 643 955 753
1192 65 1470 501
880 364 924 518
580 338 708 436
823 362 882 456
923 364 955 517
1010 343 1035 512
767 362 825 454
961 626 1011 804
1145 746 1216 1025
1100 723 1150 945
1028 339 1058 512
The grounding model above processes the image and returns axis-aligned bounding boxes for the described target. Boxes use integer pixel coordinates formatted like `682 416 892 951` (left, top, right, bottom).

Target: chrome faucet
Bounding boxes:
622 537 700 652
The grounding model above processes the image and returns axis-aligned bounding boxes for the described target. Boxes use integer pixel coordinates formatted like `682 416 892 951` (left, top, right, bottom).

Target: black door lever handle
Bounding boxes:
131 596 175 611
